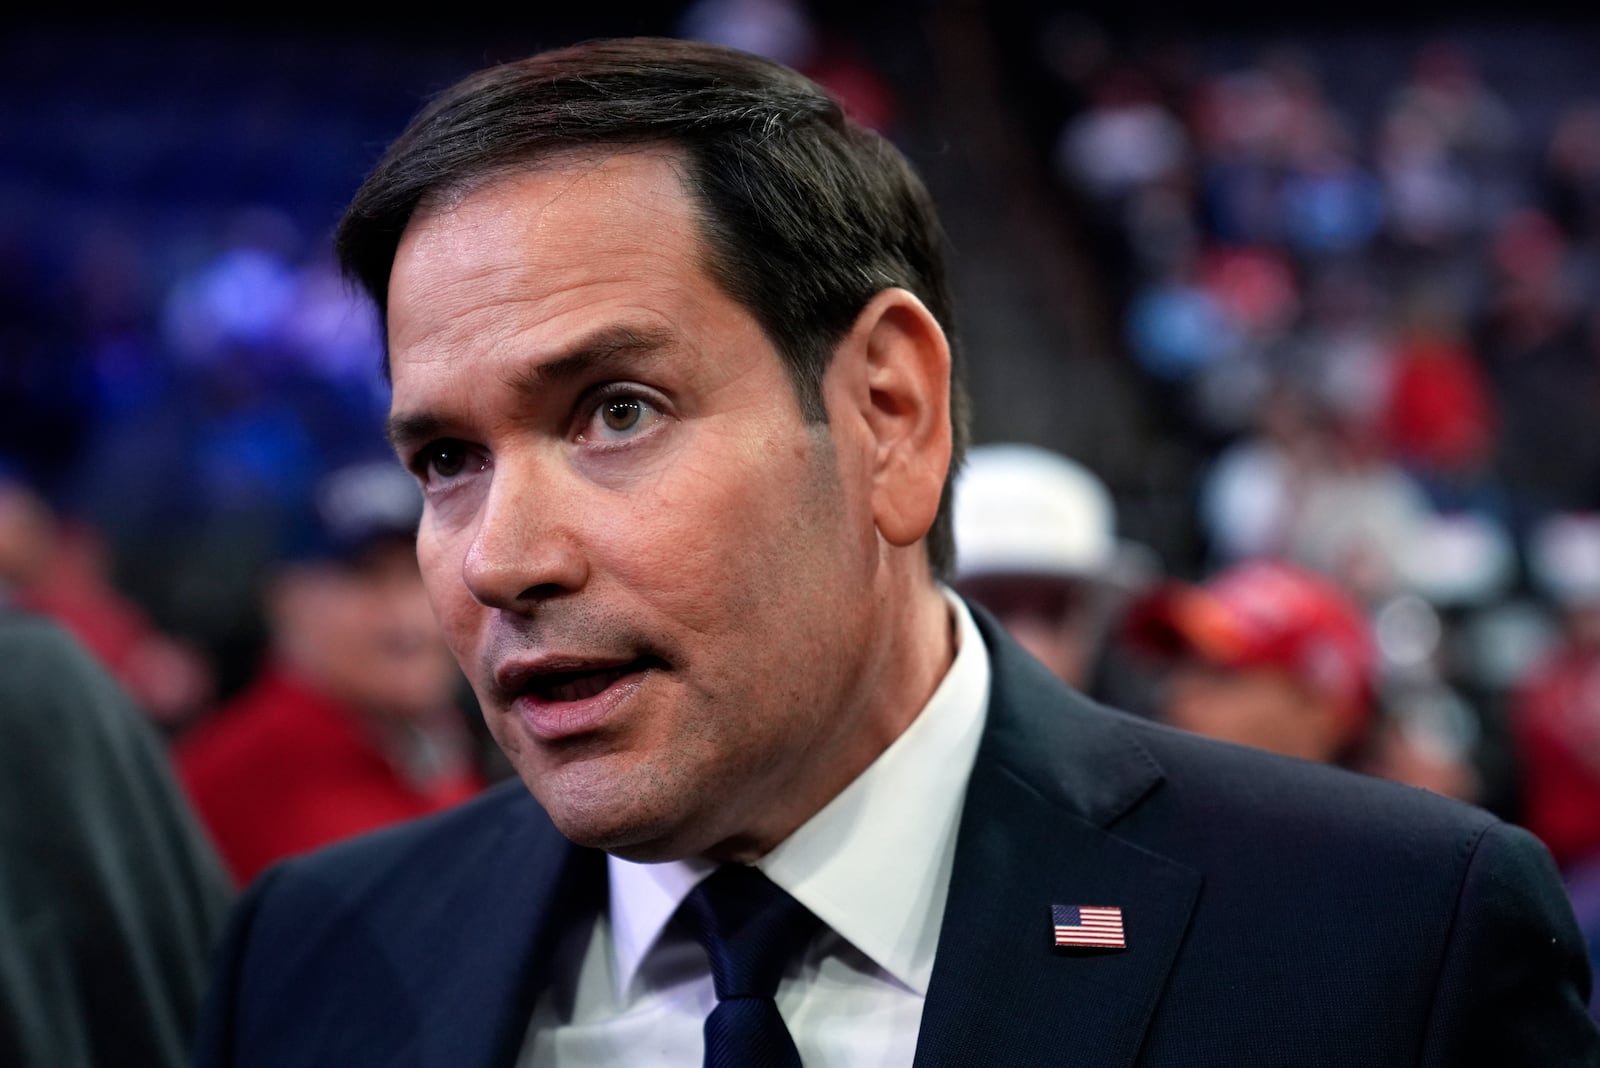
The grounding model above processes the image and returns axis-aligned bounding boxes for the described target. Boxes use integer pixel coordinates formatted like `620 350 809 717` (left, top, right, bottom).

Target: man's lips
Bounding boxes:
493 655 666 740
494 654 664 697
521 659 658 702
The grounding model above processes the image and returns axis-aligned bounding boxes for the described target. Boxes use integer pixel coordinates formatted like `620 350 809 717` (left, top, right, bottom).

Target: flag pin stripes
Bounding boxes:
1052 904 1126 950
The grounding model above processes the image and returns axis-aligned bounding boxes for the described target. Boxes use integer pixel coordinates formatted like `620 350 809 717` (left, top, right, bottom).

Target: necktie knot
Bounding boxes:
682 864 820 1001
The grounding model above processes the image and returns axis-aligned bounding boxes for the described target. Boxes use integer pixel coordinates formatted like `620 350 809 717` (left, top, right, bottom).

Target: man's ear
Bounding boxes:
829 288 952 549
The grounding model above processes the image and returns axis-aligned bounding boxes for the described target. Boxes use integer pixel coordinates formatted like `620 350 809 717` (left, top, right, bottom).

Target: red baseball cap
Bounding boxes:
1121 559 1378 741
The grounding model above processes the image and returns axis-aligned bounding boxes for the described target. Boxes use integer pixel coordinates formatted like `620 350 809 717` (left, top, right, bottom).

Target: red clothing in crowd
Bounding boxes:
1511 644 1600 870
174 664 485 886
1381 336 1499 475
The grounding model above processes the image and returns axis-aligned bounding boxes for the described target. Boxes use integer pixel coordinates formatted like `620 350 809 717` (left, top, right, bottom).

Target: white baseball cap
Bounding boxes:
952 443 1119 582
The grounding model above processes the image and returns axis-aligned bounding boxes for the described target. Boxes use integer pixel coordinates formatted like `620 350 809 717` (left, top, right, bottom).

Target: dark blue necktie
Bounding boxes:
680 864 821 1068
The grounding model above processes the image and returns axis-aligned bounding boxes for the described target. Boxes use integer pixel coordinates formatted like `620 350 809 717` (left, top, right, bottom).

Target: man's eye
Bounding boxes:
418 441 475 482
603 399 644 432
583 393 664 442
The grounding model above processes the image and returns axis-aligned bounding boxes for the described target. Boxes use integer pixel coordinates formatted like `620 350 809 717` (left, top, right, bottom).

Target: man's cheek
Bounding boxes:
606 466 746 566
419 571 484 671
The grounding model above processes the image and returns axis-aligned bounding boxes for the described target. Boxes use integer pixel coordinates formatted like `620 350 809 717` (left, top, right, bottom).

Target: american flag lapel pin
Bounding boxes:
1052 903 1126 951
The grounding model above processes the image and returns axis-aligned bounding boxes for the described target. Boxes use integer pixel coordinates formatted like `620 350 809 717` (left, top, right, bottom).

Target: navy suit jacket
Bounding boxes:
193 608 1600 1066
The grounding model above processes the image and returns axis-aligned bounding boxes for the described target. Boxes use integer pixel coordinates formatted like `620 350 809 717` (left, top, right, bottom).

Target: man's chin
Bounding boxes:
558 810 773 865
530 776 699 861
548 809 696 863
518 751 751 862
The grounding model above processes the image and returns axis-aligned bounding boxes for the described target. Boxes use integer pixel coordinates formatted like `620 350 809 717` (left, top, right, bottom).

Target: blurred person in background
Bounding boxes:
1540 99 1600 245
1378 285 1503 519
0 461 216 731
1517 513 1600 873
951 441 1158 699
1374 509 1523 813
1474 208 1600 539
1 610 232 1068
1520 511 1600 1020
174 459 487 886
1121 558 1379 765
1120 557 1480 801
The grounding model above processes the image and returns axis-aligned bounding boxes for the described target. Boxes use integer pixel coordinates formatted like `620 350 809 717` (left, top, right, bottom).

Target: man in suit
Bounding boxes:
193 36 1600 1065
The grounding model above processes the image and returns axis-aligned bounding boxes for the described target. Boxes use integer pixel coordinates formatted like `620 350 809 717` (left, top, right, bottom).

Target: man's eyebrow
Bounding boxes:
384 411 446 456
384 324 674 454
503 323 673 394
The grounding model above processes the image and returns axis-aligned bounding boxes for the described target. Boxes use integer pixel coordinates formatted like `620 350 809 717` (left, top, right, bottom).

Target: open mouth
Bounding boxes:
524 656 664 703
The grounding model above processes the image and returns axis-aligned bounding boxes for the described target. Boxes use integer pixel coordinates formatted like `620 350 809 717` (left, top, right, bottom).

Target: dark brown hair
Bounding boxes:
336 35 968 573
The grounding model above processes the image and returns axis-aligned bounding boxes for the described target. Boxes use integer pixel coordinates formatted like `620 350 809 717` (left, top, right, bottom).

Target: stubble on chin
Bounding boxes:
531 747 713 861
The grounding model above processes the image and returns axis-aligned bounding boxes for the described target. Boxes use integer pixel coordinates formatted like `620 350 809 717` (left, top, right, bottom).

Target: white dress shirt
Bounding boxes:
518 590 992 1066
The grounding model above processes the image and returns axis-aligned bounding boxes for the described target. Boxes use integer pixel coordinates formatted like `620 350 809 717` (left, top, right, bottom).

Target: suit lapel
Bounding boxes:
914 609 1201 1068
394 788 606 1068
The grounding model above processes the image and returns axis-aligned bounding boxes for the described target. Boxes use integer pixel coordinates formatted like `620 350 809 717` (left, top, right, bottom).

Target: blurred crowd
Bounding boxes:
1008 11 1600 842
6 5 1600 1050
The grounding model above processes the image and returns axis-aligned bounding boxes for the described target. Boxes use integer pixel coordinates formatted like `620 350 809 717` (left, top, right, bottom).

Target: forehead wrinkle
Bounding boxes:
389 254 534 365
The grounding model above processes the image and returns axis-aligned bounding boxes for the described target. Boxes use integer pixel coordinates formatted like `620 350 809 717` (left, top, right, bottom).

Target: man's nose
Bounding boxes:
461 457 589 610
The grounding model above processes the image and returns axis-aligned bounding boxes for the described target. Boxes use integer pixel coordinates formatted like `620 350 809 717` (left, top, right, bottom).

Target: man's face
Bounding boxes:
279 541 460 722
1162 659 1339 763
385 149 897 862
955 573 1097 688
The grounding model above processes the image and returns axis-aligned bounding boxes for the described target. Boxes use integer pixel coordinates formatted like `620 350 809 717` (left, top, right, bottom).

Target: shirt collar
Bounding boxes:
607 589 991 1000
